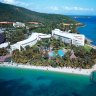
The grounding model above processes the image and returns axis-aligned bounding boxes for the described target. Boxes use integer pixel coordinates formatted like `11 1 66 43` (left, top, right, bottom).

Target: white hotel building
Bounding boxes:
13 22 25 28
11 33 51 51
52 29 85 46
9 29 85 51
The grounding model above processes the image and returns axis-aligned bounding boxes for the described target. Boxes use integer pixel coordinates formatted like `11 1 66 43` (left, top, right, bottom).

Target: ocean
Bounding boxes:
0 66 96 96
73 16 96 45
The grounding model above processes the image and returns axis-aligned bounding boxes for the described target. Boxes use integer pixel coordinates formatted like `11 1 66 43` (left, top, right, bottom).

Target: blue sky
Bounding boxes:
0 0 96 15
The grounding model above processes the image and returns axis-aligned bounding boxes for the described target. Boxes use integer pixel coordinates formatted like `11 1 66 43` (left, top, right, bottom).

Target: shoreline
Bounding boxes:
76 25 92 43
76 24 96 47
0 62 95 76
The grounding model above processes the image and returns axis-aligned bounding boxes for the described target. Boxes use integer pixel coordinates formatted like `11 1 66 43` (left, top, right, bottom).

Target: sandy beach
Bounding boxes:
0 62 95 75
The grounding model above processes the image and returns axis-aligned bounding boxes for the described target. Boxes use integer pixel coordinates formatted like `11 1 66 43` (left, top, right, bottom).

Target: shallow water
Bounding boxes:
0 66 96 96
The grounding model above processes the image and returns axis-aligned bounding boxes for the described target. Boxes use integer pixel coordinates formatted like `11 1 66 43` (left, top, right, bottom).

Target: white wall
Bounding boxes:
52 29 85 46
10 33 51 51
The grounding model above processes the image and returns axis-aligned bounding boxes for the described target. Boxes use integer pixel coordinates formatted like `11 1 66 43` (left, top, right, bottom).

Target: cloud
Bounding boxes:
16 1 30 7
2 0 30 7
1 0 95 15
46 5 95 13
63 6 94 11
49 6 59 11
42 5 95 15
3 0 15 4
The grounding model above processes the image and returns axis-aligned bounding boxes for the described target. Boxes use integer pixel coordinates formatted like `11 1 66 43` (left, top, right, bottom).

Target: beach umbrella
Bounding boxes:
58 49 65 57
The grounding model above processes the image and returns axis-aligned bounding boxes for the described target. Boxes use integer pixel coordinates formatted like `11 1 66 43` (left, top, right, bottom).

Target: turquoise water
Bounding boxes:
0 66 96 96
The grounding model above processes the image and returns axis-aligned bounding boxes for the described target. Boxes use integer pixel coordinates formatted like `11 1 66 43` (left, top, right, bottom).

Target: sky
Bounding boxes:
0 0 96 15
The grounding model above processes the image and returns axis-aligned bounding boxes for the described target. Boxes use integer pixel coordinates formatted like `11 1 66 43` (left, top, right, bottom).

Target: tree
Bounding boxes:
0 48 8 56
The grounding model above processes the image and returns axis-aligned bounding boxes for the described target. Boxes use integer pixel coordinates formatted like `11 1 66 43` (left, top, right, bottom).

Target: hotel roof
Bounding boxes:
17 33 38 45
0 42 9 48
52 29 85 40
0 22 14 24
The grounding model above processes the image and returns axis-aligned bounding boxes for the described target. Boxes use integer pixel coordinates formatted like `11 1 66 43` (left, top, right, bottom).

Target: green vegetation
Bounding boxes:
12 38 96 69
0 2 77 23
0 48 9 56
5 28 26 44
0 2 79 34
84 44 92 53
0 2 95 69
0 2 81 47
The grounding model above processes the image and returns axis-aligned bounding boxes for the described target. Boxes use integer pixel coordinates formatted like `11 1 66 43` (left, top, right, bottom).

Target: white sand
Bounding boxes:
0 62 95 75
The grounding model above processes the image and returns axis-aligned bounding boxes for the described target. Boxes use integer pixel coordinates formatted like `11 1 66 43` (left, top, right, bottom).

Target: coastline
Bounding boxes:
76 24 92 42
75 18 96 47
76 24 96 48
0 62 95 76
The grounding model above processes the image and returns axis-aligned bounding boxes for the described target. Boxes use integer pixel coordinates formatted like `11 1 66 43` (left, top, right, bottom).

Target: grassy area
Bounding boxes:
84 44 92 53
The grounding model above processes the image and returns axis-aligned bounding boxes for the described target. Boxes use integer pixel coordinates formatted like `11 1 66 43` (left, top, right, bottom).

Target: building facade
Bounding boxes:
0 42 9 48
11 33 51 51
13 22 25 28
52 29 85 46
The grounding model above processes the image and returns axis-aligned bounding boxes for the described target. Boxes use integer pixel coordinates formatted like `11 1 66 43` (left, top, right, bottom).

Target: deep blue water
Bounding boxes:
0 66 96 96
73 16 96 45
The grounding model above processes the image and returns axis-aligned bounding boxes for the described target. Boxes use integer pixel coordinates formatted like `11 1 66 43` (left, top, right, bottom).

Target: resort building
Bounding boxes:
0 42 9 48
0 22 14 28
13 22 25 28
11 33 51 51
52 29 85 46
27 22 39 25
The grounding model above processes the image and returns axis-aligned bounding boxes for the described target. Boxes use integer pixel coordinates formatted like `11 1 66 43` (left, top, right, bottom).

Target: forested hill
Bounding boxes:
0 2 77 23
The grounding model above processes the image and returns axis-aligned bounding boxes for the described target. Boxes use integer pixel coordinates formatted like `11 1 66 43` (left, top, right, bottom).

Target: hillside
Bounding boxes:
0 2 77 23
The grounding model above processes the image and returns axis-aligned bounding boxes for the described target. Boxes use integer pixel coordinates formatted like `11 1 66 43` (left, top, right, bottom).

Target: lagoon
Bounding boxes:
0 66 96 96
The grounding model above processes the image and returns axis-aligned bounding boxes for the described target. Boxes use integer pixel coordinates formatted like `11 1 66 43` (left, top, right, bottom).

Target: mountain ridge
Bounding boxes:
0 2 76 23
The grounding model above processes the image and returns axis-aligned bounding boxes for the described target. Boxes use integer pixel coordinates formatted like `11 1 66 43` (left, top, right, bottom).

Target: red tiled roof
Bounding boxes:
28 22 39 24
0 22 14 24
